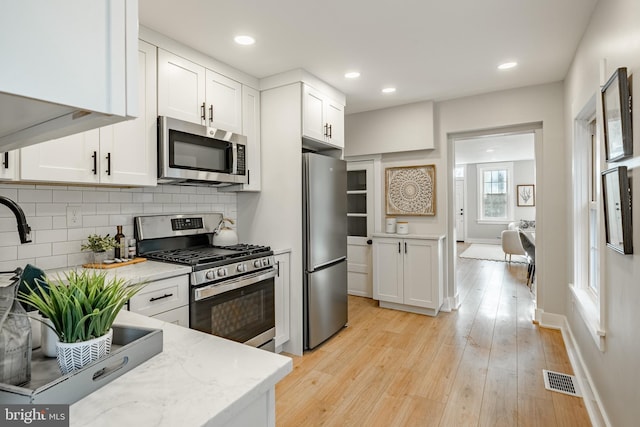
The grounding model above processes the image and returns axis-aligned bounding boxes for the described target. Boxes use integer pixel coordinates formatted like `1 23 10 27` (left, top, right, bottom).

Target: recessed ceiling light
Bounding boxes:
234 35 255 46
345 71 360 79
498 61 517 70
382 87 396 94
486 149 495 153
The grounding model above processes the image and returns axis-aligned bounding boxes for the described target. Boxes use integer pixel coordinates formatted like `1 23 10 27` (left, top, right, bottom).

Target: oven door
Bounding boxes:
190 269 276 349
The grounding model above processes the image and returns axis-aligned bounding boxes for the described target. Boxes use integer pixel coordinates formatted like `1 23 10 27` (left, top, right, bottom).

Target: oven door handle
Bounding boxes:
194 268 277 301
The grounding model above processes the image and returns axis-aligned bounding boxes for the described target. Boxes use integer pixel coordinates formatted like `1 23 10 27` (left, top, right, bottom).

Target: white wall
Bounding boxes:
564 0 640 425
0 183 236 271
347 82 565 314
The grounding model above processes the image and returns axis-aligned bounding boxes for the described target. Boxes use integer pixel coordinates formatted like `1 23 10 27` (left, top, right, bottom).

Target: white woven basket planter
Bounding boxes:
56 329 113 375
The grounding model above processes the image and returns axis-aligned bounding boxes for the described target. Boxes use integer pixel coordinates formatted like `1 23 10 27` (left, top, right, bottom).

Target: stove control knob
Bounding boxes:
254 260 262 268
262 258 270 266
217 268 227 277
236 264 246 273
205 270 215 280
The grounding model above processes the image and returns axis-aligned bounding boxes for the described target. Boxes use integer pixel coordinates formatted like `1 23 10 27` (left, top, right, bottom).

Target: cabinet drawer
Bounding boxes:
129 275 189 317
151 306 189 328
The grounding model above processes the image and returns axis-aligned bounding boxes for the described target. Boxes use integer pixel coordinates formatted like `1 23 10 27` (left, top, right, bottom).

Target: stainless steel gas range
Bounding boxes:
134 213 276 351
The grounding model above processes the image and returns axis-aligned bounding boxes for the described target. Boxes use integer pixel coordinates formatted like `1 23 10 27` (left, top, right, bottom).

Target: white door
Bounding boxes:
347 161 375 297
455 178 465 241
302 84 326 142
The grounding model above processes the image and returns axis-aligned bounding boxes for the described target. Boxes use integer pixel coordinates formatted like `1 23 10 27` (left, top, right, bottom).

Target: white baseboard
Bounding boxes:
537 309 610 427
348 290 372 298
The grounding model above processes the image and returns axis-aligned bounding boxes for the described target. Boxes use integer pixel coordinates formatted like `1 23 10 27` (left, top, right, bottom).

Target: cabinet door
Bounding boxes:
205 69 242 134
0 151 18 180
20 129 100 183
152 306 189 328
100 41 157 186
302 84 326 142
403 239 437 308
373 238 403 303
274 252 290 348
157 49 206 125
325 98 344 149
240 85 261 191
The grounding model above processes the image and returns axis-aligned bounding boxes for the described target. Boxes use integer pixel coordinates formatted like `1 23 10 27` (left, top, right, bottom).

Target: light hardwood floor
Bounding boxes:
276 248 591 426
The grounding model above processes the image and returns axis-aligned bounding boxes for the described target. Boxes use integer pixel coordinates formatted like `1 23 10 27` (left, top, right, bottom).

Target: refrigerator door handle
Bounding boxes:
309 256 347 272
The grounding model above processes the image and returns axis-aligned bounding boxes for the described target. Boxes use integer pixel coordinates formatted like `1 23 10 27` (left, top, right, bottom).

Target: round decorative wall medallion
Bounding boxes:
385 165 436 216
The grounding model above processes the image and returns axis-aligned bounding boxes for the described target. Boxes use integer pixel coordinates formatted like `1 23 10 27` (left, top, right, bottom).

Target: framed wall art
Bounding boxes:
602 67 633 162
385 165 436 216
517 184 535 207
601 166 632 254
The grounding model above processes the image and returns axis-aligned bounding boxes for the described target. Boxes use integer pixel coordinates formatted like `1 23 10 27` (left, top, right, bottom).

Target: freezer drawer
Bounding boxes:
305 260 348 349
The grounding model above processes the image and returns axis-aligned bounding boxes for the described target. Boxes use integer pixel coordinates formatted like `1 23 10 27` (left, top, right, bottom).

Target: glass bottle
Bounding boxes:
114 225 125 259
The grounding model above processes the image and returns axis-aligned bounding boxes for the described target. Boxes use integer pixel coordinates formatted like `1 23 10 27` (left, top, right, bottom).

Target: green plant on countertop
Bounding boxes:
18 270 144 343
81 234 118 253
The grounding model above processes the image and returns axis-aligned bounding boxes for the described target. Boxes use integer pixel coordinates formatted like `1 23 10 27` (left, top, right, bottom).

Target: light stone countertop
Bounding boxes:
46 260 192 284
70 310 292 426
372 232 446 240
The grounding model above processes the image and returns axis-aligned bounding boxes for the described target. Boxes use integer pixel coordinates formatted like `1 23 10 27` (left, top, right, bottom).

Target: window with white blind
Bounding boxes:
476 162 513 223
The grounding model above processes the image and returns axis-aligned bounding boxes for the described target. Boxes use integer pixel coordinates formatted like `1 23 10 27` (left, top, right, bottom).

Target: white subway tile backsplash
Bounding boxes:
0 246 17 262
53 190 82 203
0 232 21 246
83 215 110 227
0 184 235 269
18 243 51 259
35 255 68 270
19 189 52 203
109 192 133 203
36 203 66 217
35 229 68 243
83 191 109 203
52 241 82 256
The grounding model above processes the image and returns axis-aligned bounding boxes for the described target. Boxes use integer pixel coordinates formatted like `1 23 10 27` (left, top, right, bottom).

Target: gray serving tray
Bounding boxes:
0 325 163 404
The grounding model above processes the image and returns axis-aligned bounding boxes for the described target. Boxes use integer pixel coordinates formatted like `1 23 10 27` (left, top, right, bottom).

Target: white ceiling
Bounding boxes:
455 133 535 165
138 0 598 114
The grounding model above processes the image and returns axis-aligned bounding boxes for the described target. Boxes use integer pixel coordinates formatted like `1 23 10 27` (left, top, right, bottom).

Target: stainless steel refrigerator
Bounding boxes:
303 152 348 350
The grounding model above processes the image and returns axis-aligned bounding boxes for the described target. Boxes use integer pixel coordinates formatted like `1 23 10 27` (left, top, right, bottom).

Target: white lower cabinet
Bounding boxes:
373 235 444 316
274 251 290 351
128 275 189 327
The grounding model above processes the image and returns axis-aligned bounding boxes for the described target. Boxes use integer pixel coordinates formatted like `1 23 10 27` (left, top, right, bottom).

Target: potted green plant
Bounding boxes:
81 234 117 265
18 270 144 374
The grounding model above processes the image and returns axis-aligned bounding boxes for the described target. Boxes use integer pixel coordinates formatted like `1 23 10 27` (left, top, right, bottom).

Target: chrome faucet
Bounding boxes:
0 196 32 243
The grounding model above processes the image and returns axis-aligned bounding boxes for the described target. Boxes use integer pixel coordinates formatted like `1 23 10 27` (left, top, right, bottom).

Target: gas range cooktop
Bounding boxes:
145 244 272 267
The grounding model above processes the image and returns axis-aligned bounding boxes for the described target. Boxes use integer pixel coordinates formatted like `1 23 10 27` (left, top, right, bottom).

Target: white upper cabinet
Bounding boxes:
158 49 242 133
20 41 157 186
0 0 138 151
0 151 18 181
157 50 206 125
240 85 262 191
302 84 344 149
205 70 243 133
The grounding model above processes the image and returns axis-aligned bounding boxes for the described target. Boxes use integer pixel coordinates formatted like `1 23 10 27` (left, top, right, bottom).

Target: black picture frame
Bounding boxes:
601 67 633 162
602 166 632 254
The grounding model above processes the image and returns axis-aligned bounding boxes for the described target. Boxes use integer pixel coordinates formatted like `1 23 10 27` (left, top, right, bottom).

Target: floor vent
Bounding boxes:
543 370 581 397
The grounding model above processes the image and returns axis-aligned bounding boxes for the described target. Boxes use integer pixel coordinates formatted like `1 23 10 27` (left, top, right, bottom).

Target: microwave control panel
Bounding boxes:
236 144 246 175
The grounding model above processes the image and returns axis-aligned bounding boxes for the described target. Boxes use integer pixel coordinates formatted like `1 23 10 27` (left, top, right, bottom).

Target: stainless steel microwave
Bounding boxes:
157 116 248 186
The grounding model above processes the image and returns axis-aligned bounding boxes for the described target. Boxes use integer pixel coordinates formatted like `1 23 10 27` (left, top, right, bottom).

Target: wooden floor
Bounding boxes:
276 248 591 426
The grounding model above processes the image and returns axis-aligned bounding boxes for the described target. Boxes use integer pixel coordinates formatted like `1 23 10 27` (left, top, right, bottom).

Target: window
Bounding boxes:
571 102 605 351
476 162 513 223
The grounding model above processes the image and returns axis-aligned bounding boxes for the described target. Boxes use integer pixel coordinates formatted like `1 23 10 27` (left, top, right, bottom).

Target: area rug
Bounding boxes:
459 243 528 264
